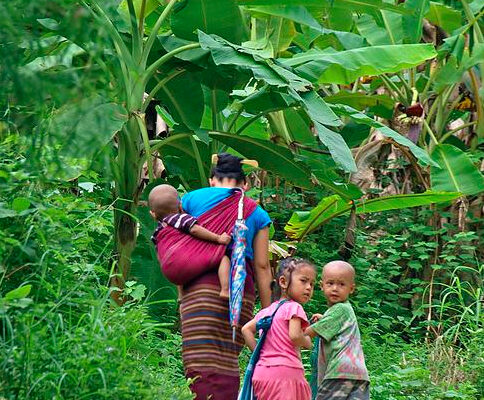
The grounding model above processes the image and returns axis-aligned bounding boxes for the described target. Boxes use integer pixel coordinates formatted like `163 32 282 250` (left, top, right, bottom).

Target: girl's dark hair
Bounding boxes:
210 153 246 183
271 257 316 300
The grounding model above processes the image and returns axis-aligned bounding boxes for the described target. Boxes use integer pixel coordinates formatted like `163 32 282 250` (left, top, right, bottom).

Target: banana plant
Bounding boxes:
35 0 482 293
61 0 201 292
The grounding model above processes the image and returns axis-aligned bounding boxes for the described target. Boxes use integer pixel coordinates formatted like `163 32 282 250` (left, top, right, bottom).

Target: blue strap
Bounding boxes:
238 300 288 400
310 336 320 399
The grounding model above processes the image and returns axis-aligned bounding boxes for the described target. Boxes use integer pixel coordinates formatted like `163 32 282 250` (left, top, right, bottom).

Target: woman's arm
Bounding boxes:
253 227 272 308
241 318 258 351
289 317 313 349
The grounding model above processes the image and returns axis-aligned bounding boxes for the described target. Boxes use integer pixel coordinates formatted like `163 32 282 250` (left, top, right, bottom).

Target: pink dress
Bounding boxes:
252 300 311 400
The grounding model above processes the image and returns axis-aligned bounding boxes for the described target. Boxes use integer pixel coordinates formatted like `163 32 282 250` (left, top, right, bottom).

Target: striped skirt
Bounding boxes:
180 282 255 400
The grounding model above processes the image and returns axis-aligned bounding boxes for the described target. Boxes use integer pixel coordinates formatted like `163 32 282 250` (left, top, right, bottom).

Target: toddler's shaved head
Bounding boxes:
322 261 355 283
148 184 179 220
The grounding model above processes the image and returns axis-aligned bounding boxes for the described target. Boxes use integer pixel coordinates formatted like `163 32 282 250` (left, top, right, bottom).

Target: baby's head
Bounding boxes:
321 260 355 306
273 257 316 304
148 184 180 221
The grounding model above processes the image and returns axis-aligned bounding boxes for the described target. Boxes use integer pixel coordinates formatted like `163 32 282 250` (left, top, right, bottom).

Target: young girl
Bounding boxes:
241 257 316 400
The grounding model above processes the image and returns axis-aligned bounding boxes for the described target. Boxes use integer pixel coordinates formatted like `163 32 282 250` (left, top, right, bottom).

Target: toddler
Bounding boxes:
241 257 316 400
305 261 369 400
149 184 232 297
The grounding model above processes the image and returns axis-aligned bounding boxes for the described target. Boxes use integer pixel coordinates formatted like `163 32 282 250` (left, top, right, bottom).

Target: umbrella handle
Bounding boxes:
237 189 244 220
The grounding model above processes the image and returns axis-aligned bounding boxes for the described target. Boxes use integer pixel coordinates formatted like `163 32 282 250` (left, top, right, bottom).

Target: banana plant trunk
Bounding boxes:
112 116 144 298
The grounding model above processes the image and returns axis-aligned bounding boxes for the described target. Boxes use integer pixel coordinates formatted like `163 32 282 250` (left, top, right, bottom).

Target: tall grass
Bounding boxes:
0 137 192 399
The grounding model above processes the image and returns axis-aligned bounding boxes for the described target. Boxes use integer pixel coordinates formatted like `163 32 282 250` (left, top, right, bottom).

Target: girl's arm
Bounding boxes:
289 317 312 349
241 318 258 351
253 227 272 308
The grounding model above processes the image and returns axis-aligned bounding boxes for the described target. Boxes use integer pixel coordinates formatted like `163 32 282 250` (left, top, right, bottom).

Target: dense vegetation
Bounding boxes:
1 0 483 399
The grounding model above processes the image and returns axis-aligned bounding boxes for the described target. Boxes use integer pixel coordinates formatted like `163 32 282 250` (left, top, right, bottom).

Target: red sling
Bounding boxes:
153 191 257 286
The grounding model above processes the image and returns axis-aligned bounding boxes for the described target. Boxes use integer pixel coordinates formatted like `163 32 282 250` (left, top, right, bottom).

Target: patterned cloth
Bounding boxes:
311 301 369 382
181 282 255 400
182 187 271 259
316 379 369 400
151 212 198 244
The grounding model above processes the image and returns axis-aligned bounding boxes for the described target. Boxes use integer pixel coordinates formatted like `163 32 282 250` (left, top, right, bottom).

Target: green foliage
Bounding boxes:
0 136 191 399
290 203 483 398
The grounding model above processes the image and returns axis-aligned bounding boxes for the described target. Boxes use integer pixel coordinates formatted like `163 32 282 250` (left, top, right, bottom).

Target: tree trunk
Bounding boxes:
111 117 144 302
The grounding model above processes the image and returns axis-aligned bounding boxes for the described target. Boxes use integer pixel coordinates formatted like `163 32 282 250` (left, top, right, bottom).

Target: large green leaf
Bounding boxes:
281 44 437 84
431 144 484 196
171 0 246 44
324 92 395 119
237 0 411 15
356 12 403 45
151 133 210 189
245 5 365 49
313 122 356 172
48 95 128 158
243 14 297 57
296 153 364 200
426 2 462 33
285 191 461 239
198 31 312 92
403 0 430 44
266 111 362 197
158 35 209 63
288 91 354 171
281 108 314 145
209 131 313 187
236 85 298 114
329 103 438 167
151 67 204 130
296 91 341 127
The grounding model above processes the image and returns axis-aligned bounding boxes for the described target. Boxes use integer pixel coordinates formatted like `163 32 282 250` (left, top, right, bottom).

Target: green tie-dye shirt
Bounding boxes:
311 301 369 382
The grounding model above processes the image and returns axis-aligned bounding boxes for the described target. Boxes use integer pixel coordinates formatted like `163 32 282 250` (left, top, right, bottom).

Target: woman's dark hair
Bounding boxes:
271 257 316 300
210 153 246 183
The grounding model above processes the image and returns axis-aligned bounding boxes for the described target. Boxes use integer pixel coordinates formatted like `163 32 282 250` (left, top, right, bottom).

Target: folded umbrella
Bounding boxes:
229 189 249 341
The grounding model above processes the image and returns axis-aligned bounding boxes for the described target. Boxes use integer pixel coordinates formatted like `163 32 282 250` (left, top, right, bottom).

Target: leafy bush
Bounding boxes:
0 137 192 399
289 205 482 399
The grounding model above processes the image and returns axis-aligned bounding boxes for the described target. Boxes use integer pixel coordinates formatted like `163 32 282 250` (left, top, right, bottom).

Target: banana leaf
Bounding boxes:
431 144 484 196
171 0 246 44
209 131 313 188
47 95 128 159
245 5 365 49
237 0 412 15
285 191 461 240
281 44 437 84
329 104 437 167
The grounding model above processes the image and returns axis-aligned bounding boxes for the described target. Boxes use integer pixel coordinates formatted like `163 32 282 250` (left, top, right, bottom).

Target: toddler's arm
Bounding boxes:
289 317 312 350
304 313 324 338
310 313 324 323
241 318 258 351
304 326 317 339
189 225 231 245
